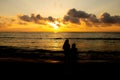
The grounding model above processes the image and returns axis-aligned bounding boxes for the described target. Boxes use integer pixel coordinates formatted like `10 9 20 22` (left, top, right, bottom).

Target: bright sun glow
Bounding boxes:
48 21 59 30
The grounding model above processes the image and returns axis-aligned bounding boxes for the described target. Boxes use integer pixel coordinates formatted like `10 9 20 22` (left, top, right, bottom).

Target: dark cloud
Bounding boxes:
19 15 31 22
68 8 89 18
19 14 43 24
64 15 80 24
64 8 89 24
18 8 120 27
47 16 54 22
30 14 36 22
113 16 120 23
88 14 99 23
63 8 95 24
100 12 120 24
19 14 57 24
100 12 113 23
64 8 120 27
36 14 42 20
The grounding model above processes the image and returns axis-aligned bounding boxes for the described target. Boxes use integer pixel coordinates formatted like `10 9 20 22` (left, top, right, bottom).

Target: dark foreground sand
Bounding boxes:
0 46 120 78
0 61 120 78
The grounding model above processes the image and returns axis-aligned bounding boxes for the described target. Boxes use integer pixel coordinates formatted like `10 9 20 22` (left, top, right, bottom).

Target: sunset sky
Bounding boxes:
0 0 120 32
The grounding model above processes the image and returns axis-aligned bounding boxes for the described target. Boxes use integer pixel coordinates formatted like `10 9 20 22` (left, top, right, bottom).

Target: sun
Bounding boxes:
48 21 59 30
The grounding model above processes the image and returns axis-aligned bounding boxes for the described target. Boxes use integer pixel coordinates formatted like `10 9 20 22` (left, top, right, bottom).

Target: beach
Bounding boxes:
0 46 120 63
0 32 120 76
0 46 120 77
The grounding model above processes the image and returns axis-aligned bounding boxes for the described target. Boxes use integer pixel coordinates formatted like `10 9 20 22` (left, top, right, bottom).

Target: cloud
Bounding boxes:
64 15 80 24
18 14 44 24
18 14 58 25
0 16 13 27
18 8 118 27
36 14 42 20
63 8 99 24
19 15 31 22
68 8 89 18
64 8 89 24
0 8 120 30
100 12 120 24
47 16 55 22
88 14 99 23
63 8 120 27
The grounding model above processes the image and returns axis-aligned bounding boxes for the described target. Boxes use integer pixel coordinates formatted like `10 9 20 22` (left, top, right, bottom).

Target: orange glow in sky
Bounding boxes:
0 0 120 32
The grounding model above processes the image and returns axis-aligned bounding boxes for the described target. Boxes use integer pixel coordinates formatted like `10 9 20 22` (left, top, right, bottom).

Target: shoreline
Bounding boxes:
0 46 120 63
0 46 120 76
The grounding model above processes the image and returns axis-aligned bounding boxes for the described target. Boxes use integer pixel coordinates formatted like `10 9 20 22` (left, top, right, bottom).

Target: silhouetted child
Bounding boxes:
71 43 78 64
69 43 78 74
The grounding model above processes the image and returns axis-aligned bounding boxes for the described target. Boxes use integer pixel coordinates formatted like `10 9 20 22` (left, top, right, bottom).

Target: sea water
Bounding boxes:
0 32 120 52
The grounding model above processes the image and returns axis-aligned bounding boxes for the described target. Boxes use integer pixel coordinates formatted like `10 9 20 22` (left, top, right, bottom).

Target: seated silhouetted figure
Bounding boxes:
71 43 78 64
69 43 78 74
63 39 70 64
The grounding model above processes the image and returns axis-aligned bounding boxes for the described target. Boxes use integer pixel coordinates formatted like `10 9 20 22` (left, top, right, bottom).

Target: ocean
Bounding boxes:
0 32 120 52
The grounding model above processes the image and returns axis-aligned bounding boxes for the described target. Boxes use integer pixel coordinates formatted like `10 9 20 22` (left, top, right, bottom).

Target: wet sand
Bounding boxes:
0 46 120 77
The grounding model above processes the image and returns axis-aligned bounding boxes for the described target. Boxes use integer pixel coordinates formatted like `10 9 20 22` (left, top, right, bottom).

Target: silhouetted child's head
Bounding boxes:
72 43 76 48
